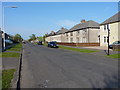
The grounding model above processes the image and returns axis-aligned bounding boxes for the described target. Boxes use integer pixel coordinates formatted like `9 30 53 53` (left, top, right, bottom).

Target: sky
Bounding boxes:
0 2 119 40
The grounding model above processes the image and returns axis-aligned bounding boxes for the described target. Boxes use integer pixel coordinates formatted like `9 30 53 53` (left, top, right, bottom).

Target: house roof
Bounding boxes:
68 20 99 32
46 28 68 37
101 12 120 25
56 27 68 35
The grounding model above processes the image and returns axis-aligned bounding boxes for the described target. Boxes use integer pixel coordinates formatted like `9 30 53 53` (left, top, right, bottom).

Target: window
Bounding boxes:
66 38 68 42
77 31 79 36
107 24 109 30
104 25 106 30
77 37 79 43
104 36 107 43
66 33 68 37
70 38 73 42
82 37 86 43
82 30 87 35
70 32 73 36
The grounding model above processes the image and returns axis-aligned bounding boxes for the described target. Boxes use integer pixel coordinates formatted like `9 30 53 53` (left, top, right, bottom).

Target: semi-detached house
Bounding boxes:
45 27 68 42
45 20 100 44
66 20 100 43
100 12 120 46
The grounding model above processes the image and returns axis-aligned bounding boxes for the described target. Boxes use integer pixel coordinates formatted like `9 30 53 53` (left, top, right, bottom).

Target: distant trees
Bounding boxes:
13 34 23 43
28 34 46 42
38 36 43 41
28 34 37 42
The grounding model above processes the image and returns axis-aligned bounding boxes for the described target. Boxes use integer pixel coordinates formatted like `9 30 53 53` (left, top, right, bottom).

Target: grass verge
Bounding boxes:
43 43 47 46
7 43 22 51
0 52 20 57
59 46 97 53
106 53 120 59
2 69 16 89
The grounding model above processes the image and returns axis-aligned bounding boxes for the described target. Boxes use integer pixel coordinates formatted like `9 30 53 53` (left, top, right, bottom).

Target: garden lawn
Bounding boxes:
59 46 97 53
2 69 16 89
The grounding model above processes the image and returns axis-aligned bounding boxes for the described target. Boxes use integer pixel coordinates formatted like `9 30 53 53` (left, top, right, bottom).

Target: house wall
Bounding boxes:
70 28 99 43
88 28 100 43
45 34 62 42
45 28 100 44
100 22 120 46
61 33 66 42
45 36 51 42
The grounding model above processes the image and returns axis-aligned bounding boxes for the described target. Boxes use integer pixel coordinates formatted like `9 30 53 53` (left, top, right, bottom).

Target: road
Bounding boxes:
21 43 118 88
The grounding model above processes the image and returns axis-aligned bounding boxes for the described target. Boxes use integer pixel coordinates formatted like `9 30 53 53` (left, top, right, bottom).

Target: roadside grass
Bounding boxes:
2 69 16 90
0 52 20 57
7 43 22 51
59 46 97 53
106 53 120 59
43 43 47 46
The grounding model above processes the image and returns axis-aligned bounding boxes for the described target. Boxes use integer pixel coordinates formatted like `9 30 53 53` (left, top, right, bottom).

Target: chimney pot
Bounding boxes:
81 19 86 23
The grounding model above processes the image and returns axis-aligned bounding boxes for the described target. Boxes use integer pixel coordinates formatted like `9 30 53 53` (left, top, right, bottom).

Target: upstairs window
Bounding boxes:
66 33 68 37
70 32 73 36
77 31 79 35
104 25 106 30
104 24 110 31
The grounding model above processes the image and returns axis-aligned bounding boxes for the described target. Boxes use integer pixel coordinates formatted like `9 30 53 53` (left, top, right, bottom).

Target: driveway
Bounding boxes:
21 43 118 88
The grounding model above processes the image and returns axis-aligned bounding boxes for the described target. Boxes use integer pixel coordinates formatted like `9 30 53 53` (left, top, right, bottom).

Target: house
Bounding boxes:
55 27 68 42
45 31 56 42
45 27 68 42
0 29 3 51
66 20 100 43
100 12 120 46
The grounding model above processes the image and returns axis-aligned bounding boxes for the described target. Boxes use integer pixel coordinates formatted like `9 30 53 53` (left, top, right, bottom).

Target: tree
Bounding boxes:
38 36 43 41
28 34 36 41
13 34 23 43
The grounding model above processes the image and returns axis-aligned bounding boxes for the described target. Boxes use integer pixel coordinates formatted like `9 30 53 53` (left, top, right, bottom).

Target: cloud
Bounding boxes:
56 20 78 29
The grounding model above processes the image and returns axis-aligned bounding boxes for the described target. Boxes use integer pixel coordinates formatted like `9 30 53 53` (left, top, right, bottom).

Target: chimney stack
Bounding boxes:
81 19 86 23
61 27 64 29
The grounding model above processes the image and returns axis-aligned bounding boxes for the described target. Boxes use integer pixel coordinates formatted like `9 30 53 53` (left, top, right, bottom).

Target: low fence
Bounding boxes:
113 45 120 51
57 42 100 47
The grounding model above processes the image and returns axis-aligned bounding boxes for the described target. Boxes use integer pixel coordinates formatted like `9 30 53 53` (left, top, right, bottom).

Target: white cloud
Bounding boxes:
56 20 78 29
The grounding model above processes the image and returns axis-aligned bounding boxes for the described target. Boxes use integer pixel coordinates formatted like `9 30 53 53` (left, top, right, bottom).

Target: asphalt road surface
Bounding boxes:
21 43 118 88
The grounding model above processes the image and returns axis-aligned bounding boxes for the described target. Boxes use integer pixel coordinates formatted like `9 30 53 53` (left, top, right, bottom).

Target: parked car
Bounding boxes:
5 39 13 45
22 41 26 44
37 41 43 45
47 41 58 48
109 41 120 49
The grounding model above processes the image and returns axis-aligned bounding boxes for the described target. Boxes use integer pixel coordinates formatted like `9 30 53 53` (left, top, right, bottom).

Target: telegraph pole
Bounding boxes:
107 24 110 55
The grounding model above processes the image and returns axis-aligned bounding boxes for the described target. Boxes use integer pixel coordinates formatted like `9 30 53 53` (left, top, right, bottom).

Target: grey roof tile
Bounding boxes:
56 27 68 34
101 12 120 25
69 20 99 32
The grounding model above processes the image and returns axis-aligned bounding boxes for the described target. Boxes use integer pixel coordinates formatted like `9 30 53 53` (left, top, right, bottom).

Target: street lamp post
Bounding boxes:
2 6 18 50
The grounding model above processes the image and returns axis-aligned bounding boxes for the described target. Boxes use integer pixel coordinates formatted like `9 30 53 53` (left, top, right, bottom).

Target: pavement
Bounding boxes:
2 57 19 70
2 50 20 70
21 43 118 88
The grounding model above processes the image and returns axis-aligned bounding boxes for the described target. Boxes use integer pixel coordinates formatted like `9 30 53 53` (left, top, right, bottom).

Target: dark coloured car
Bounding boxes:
37 41 43 45
109 41 120 49
47 41 58 48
